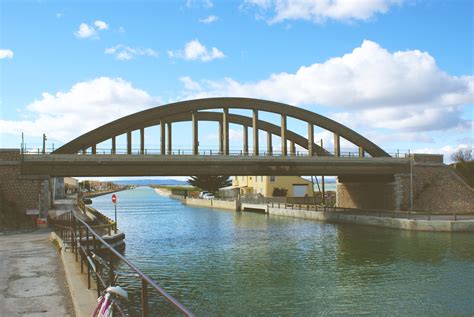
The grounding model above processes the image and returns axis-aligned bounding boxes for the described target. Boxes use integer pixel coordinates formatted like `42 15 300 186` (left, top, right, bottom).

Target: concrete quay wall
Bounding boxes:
184 197 238 211
267 207 474 232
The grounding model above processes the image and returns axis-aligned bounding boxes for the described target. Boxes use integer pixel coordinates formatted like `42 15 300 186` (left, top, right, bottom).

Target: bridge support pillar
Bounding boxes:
140 128 145 155
281 114 287 156
253 109 259 156
359 147 365 157
308 123 313 156
167 123 172 155
334 133 340 157
192 112 198 155
290 141 296 156
127 131 132 155
243 126 248 155
160 120 165 155
92 145 96 155
112 136 116 154
267 132 272 156
219 120 223 154
223 108 229 155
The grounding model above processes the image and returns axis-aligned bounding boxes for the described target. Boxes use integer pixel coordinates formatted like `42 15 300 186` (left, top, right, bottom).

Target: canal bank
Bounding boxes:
90 187 474 315
267 206 474 232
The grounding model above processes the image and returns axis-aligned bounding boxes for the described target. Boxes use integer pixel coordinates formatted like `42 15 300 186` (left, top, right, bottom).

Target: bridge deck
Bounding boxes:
20 154 409 177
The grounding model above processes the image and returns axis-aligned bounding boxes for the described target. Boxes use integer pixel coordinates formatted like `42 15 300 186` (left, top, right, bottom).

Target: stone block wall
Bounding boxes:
336 153 473 213
0 150 50 217
336 181 396 210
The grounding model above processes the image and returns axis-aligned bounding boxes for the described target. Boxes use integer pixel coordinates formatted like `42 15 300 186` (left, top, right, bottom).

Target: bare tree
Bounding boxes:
451 146 472 163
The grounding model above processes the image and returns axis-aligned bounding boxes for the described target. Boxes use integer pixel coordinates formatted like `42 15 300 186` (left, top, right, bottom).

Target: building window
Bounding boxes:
270 176 276 182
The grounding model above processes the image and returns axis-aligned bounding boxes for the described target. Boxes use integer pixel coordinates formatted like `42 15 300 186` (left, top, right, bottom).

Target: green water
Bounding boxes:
92 187 474 316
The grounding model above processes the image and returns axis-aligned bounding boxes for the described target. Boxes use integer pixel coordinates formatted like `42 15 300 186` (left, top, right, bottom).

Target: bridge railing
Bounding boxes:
22 147 412 159
49 210 194 317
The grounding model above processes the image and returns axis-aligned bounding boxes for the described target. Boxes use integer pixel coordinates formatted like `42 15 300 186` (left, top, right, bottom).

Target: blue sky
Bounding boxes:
0 0 473 165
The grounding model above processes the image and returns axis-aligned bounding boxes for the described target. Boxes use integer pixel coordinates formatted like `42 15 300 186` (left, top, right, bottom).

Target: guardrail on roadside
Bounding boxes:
49 211 194 317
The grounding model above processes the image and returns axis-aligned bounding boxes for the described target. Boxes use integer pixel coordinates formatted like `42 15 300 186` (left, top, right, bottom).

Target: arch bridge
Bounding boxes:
21 97 409 177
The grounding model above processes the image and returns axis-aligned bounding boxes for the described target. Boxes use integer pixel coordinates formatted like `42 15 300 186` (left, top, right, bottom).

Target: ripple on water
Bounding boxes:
92 187 474 316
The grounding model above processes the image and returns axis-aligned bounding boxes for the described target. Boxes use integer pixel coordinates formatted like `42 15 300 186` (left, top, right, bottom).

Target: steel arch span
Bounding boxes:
53 97 389 157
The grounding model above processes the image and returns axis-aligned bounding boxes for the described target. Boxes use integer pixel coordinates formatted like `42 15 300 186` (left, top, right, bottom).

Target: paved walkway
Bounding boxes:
0 229 74 317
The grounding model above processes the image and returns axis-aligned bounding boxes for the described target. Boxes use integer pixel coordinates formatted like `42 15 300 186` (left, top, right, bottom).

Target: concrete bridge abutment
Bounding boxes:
335 154 472 213
0 149 51 219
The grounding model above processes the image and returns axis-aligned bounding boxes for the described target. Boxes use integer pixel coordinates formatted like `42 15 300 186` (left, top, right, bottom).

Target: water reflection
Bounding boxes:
92 187 474 316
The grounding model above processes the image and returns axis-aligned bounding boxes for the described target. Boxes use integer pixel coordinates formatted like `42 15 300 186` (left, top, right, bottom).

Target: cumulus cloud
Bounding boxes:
415 144 472 163
179 40 473 132
199 15 218 24
94 20 109 30
105 44 158 60
0 77 159 142
0 49 14 59
168 39 225 62
74 20 109 39
244 0 402 24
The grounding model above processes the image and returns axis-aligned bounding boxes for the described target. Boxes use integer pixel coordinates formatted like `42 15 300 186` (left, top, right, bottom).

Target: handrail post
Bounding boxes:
141 279 149 317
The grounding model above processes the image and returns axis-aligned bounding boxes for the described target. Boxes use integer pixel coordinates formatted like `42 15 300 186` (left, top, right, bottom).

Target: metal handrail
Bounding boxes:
21 147 411 159
71 213 194 317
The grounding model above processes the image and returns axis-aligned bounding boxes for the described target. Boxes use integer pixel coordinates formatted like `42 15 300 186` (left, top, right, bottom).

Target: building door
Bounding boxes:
292 185 307 197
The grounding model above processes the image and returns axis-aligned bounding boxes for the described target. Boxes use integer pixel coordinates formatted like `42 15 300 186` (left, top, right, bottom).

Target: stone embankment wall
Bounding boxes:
184 197 238 211
0 150 50 217
336 154 474 213
267 206 474 232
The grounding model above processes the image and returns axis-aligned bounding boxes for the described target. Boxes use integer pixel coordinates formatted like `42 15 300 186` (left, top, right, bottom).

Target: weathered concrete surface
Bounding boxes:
267 207 474 232
49 232 97 317
184 197 238 211
0 229 74 317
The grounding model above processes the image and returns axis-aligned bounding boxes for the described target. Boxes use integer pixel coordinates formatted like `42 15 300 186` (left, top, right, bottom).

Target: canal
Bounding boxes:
92 187 474 316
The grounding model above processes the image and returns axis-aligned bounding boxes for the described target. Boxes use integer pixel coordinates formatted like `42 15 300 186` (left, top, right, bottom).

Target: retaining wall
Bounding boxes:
184 197 238 211
267 207 474 232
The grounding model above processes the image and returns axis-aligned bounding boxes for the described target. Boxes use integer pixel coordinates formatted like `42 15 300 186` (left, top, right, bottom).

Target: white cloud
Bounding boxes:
179 40 473 132
244 0 402 24
94 20 109 30
74 23 98 39
105 44 158 61
169 39 225 62
180 76 202 91
415 144 471 163
74 20 109 39
199 15 218 24
186 0 214 8
0 77 159 142
0 49 14 59
56 12 63 18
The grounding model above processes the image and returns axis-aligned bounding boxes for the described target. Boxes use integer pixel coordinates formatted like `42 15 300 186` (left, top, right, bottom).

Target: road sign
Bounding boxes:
112 194 117 204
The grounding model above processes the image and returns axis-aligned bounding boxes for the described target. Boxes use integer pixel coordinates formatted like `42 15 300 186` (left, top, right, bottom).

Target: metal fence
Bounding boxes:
49 211 194 317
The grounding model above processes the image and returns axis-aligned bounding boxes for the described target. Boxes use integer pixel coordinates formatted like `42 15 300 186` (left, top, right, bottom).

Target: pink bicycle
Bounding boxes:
89 252 133 317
